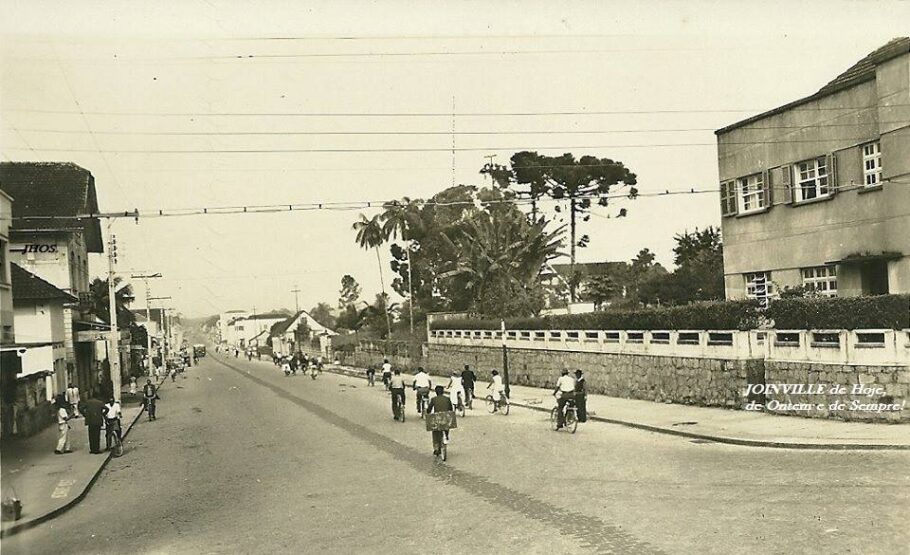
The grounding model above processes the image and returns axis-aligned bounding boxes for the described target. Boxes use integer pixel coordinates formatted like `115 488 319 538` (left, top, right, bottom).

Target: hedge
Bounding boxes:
766 294 910 330
430 300 763 331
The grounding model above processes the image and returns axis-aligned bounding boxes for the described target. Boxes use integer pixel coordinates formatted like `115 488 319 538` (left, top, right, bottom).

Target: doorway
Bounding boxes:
860 261 889 295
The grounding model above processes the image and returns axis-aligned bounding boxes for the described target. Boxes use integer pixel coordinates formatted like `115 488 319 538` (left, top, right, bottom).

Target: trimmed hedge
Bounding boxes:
431 300 763 331
767 294 910 330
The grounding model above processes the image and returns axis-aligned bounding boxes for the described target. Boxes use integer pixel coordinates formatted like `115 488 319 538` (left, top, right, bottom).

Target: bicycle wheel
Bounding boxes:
501 399 510 416
457 402 465 418
486 395 496 413
551 407 560 430
441 443 447 462
566 408 578 434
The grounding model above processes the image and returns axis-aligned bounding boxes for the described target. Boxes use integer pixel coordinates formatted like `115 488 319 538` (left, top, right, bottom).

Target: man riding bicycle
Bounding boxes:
427 385 454 458
102 397 122 451
142 379 159 421
412 367 432 415
461 364 476 409
389 369 406 420
487 370 508 412
446 370 465 412
381 359 393 390
553 369 577 429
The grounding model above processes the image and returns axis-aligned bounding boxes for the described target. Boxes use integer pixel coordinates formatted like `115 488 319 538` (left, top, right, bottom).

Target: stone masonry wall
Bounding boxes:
425 343 753 408
763 361 909 423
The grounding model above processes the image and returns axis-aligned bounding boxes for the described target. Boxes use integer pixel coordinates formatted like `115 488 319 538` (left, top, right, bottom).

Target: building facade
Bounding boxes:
0 162 104 395
716 37 910 301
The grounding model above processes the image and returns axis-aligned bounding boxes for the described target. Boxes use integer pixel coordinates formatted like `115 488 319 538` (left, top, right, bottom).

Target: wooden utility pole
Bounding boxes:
107 233 121 402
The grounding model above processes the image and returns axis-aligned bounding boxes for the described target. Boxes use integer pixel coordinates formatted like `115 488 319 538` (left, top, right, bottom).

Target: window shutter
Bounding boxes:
762 170 772 207
780 165 793 204
720 181 738 217
828 153 838 196
729 181 738 216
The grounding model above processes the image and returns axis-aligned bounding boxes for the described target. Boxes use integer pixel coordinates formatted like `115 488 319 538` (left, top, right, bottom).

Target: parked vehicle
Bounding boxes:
193 344 206 359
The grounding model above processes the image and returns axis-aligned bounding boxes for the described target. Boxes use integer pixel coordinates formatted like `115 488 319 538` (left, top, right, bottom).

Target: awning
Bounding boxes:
827 252 903 265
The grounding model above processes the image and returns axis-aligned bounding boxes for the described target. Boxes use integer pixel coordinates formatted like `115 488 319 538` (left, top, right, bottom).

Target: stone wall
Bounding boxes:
762 361 909 422
425 343 754 408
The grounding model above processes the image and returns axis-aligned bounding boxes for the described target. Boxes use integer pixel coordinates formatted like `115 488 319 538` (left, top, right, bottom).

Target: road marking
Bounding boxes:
51 479 76 499
215 356 661 555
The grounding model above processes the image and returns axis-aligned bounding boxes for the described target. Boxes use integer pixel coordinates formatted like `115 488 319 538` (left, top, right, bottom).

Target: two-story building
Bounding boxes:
716 37 910 301
0 162 104 395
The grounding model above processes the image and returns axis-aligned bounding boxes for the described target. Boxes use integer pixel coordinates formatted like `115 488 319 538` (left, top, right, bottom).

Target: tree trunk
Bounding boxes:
569 198 577 303
375 246 393 338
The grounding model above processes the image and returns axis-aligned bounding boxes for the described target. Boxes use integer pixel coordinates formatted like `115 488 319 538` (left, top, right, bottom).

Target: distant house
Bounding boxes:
270 310 338 357
0 162 104 397
716 37 910 301
7 263 77 436
541 262 632 309
228 311 290 348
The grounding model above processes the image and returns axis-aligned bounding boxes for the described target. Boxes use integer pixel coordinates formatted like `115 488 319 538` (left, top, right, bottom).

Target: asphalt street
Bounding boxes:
3 353 908 554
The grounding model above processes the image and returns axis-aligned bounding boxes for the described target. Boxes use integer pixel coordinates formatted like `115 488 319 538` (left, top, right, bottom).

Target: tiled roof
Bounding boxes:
10 263 78 303
547 262 628 276
241 311 291 321
270 312 301 336
0 162 104 253
717 37 910 135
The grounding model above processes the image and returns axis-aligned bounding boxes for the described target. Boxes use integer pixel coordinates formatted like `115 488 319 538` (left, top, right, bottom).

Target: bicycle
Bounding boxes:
485 393 510 415
450 391 466 417
105 419 124 457
392 390 406 422
416 391 430 419
551 398 578 434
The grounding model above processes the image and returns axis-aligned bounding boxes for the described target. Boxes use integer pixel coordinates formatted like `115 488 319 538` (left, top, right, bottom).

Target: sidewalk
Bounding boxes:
327 364 910 450
0 382 158 537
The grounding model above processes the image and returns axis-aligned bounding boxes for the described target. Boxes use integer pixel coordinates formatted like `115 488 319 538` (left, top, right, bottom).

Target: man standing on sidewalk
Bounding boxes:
54 395 72 454
81 396 106 454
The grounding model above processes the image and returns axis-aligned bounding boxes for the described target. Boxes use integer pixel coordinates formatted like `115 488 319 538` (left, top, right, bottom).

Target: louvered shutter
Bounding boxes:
762 170 771 208
827 153 838 196
781 165 793 204
720 181 738 217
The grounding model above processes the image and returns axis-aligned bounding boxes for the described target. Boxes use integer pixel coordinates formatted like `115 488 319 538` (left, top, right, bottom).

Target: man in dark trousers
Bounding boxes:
81 396 106 454
461 364 476 409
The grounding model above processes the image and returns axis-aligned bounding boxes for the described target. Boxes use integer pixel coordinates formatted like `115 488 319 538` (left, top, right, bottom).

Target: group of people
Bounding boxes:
553 369 588 428
273 351 324 376
52 377 162 456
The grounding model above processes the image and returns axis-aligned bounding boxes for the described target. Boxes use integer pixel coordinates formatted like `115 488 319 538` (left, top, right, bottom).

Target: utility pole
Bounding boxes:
107 233 122 402
406 241 415 336
291 286 301 313
132 273 162 377
500 319 510 398
149 295 171 375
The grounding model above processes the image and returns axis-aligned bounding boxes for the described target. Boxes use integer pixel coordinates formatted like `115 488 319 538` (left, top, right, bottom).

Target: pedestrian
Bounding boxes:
366 365 376 386
54 395 72 454
65 382 81 418
234 348 239 358
103 398 122 451
129 376 137 396
461 364 476 409
143 379 159 420
81 396 106 454
574 369 588 423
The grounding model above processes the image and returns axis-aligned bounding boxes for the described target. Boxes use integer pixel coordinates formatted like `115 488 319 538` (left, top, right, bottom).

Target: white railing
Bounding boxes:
428 328 910 366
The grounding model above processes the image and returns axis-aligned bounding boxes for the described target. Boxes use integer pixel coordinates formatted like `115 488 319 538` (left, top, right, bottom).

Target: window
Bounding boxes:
862 141 882 187
795 156 829 201
720 180 737 216
738 173 766 213
801 265 837 297
0 239 7 284
745 271 774 305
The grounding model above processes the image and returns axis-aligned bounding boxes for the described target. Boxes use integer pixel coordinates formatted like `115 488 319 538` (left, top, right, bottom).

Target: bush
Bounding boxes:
430 300 762 331
767 294 910 330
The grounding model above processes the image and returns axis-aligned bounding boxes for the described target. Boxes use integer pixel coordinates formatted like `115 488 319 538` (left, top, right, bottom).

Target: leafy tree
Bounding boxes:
88 277 136 327
338 274 361 310
352 214 392 337
637 227 724 305
583 275 621 309
308 302 336 329
481 151 637 300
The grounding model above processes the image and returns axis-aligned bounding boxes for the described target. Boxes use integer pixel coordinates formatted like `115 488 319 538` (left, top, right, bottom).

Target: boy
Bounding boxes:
427 385 453 457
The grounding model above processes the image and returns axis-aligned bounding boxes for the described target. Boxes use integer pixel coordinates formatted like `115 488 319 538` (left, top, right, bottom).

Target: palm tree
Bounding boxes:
352 213 393 338
87 277 136 327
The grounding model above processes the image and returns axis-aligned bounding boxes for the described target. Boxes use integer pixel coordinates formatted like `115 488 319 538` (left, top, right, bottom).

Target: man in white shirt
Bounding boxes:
553 369 577 429
487 370 509 412
412 367 432 414
54 395 72 454
381 359 393 390
103 398 123 451
65 383 81 418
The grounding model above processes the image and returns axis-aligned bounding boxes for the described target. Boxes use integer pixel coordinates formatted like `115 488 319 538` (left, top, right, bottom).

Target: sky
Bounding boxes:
2 0 909 317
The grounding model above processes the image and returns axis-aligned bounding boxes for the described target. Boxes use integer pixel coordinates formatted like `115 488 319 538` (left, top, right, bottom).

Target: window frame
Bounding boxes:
737 173 767 214
794 156 830 202
862 141 882 188
801 265 837 297
744 271 775 302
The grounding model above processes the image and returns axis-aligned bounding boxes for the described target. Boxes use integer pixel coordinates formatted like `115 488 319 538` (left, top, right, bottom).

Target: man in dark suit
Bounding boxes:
81 396 106 454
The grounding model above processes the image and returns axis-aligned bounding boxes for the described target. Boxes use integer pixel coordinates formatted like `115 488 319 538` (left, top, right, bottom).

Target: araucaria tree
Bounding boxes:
481 151 638 301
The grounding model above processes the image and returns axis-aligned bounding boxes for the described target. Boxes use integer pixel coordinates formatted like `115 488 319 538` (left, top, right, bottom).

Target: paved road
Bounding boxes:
4 354 908 554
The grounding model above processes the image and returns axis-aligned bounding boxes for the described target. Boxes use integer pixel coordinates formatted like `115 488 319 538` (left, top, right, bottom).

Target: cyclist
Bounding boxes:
427 385 454 458
487 370 508 412
102 397 122 451
412 366 432 415
574 369 588 422
381 359 393 390
446 370 465 412
461 364 476 409
389 369 406 420
366 365 376 387
553 369 577 429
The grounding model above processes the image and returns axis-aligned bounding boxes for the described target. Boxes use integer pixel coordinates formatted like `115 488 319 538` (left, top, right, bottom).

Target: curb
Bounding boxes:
0 379 166 538
324 365 910 451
